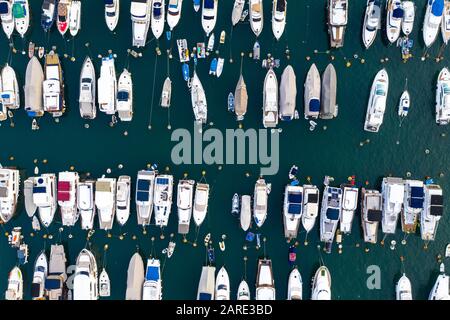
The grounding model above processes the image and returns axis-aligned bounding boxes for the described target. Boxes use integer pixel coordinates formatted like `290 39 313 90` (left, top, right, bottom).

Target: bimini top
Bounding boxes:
326 208 339 220
393 7 404 19
288 193 302 215
430 195 444 216
156 177 169 185
199 292 212 300
431 0 444 17
409 187 424 209
145 266 160 281
136 179 151 201
117 91 129 102
57 181 71 202
0 2 9 14
104 0 114 5
309 99 320 112
204 0 214 9
12 3 25 19
367 209 382 222
276 0 286 12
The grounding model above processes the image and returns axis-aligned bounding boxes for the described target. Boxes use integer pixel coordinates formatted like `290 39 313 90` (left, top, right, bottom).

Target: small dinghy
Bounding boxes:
216 58 224 78
207 33 215 52
193 0 200 12
160 77 172 108
231 193 240 217
253 41 260 60
209 58 218 76
219 30 226 44
228 93 235 112
38 47 45 59
32 215 41 231
240 195 251 231
99 268 111 297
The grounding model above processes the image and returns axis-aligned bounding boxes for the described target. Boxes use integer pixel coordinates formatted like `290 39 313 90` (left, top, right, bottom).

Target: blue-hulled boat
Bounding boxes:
182 63 189 81
227 92 235 112
209 58 217 76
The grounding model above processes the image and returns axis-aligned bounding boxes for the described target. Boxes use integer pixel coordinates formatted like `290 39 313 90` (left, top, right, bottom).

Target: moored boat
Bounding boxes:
125 252 145 300
43 51 66 117
279 65 297 121
401 180 424 233
5 266 23 300
311 266 331 300
191 71 207 125
255 259 275 300
237 280 250 300
33 174 57 228
116 68 133 121
398 90 410 117
272 0 286 41
31 251 48 300
360 188 382 244
429 263 450 300
24 56 45 118
423 0 444 48
231 0 245 26
436 67 450 125
442 0 450 44
136 170 156 227
57 0 71 36
12 0 29 38
0 168 20 223
73 249 98 300
386 0 403 43
253 178 269 227
104 0 120 31
167 0 183 31
240 195 251 231
143 258 162 300
24 177 37 217
340 185 358 234
328 0 348 48
45 244 68 300
193 183 209 227
177 179 195 235
234 74 248 121
69 0 81 37
215 266 230 300
57 171 79 227
302 185 320 234
320 63 338 119
153 174 174 227
151 0 165 39
77 180 96 230
401 1 415 36
131 0 151 48
320 186 342 253
201 0 218 37
161 77 172 108
41 0 56 32
396 273 413 300
116 175 131 226
381 177 404 235
262 68 279 128
364 68 389 133
197 265 215 300
0 0 14 39
304 64 321 119
421 183 444 241
283 184 303 239
249 0 263 37
362 0 381 49
95 177 116 230
79 56 96 119
287 267 302 300
98 54 117 115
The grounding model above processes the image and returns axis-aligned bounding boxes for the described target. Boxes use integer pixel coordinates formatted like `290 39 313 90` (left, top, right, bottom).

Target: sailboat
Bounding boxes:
272 0 287 41
57 171 79 227
12 0 29 38
201 0 218 37
396 273 413 300
33 174 57 228
231 0 245 26
262 68 279 128
364 68 389 133
191 71 208 124
240 195 251 231
0 168 19 223
255 259 275 300
381 177 405 235
386 0 403 43
0 64 20 112
5 266 23 300
234 74 248 121
104 0 120 32
79 56 97 119
320 186 342 253
153 174 174 227
421 184 444 241
116 175 131 226
192 183 209 227
302 185 320 234
360 188 382 243
283 184 303 239
143 258 162 300
311 266 331 300
41 0 57 33
328 0 348 48
69 0 81 37
279 65 297 121
131 0 151 48
77 180 96 230
401 1 415 36
151 0 165 39
136 170 156 227
237 280 250 300
57 0 71 36
116 69 133 121
43 50 66 117
249 0 263 37
436 67 450 125
424 0 445 48
197 266 215 300
167 0 183 31
24 56 45 118
304 64 321 119
95 177 117 231
320 63 338 119
362 0 381 49
73 249 98 300
31 251 48 300
161 77 172 108
177 179 195 235
287 267 302 300
0 0 14 39
215 266 230 300
98 54 117 115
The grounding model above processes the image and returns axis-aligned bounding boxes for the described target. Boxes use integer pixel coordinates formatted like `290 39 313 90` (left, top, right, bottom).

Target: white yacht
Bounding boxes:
398 90 410 117
0 168 20 223
201 0 217 37
33 174 57 228
340 185 358 234
272 0 286 40
98 54 117 115
77 180 96 230
31 251 48 300
421 184 444 241
262 68 279 128
131 0 151 48
320 186 342 253
79 56 96 119
360 188 382 244
95 177 116 230
237 280 250 300
396 273 413 300
193 183 209 227
240 195 251 231
5 266 22 300
167 0 183 31
136 170 156 227
116 175 131 226
302 185 320 234
401 1 415 36
423 0 444 48
386 0 403 43
253 178 269 228
442 0 450 44
0 64 20 111
287 267 302 300
429 264 450 300
160 77 172 108
45 244 68 300
381 177 404 235
104 0 119 31
24 177 37 217
177 179 195 235
197 266 215 300
362 0 381 49
231 0 245 26
57 171 79 227
24 56 45 117
153 174 174 227
99 268 110 297
151 0 165 39
279 65 296 121
126 253 145 300
191 71 207 124
311 266 331 300
249 0 263 37
116 68 133 121
43 51 66 117
12 0 29 38
304 63 321 119
401 180 424 234
73 249 98 300
364 68 389 133
328 0 348 48
320 63 338 119
0 0 14 39
283 184 303 239
57 0 70 36
143 258 162 300
215 266 230 300
436 67 450 125
255 259 275 300
69 0 81 37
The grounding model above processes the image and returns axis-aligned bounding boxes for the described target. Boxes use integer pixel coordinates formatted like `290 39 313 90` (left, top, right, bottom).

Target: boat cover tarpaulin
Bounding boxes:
57 181 71 201
30 283 41 298
326 208 339 220
431 0 444 17
205 0 214 9
145 266 159 281
320 64 337 119
288 204 302 215
393 8 404 18
199 292 212 300
309 99 320 112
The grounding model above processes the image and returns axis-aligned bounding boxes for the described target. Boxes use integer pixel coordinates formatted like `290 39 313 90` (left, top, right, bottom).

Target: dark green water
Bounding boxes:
1 0 449 300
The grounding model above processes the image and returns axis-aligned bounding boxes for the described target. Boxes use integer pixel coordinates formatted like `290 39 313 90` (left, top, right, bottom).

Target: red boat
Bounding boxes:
57 1 70 36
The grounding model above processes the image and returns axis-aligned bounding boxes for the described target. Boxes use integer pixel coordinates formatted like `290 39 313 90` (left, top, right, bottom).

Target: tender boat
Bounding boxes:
396 273 413 300
364 68 389 133
401 180 424 233
272 0 286 40
79 56 96 119
253 40 260 60
131 0 151 48
197 266 215 300
255 259 275 300
283 184 303 239
234 74 248 121
45 244 68 300
398 90 410 117
193 183 209 227
12 0 29 38
153 174 174 227
73 249 98 300
5 266 22 300
33 174 57 228
423 0 444 47
77 180 96 230
279 65 297 121
320 63 338 119
69 0 81 37
429 263 450 300
421 184 444 241
320 186 342 253
143 258 162 300
262 68 278 128
207 33 215 51
231 193 240 217
0 168 20 223
57 171 79 227
215 266 230 300
311 266 331 300
104 0 119 31
237 280 250 300
381 177 404 235
151 0 165 39
340 185 358 234
253 178 269 228
160 77 172 108
216 58 224 78
401 1 415 36
177 179 195 235
31 251 48 300
228 92 235 112
328 0 348 48
240 195 251 231
116 175 131 226
302 185 320 234
287 267 302 300
57 0 71 36
43 51 66 117
232 0 245 26
24 56 45 118
41 0 57 32
304 64 321 119
99 268 110 297
360 188 382 243
167 0 183 31
201 0 218 37
95 177 117 231
0 0 14 39
98 54 117 115
386 0 403 43
442 0 450 44
249 0 263 37
116 68 133 121
24 177 37 217
362 0 381 49
436 67 450 125
125 253 144 300
136 170 156 227
191 71 207 124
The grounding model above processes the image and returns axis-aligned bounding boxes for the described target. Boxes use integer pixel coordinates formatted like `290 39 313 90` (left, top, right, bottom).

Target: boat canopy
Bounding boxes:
276 0 286 12
0 2 9 14
104 0 114 4
145 266 160 281
430 195 444 216
33 186 47 194
156 177 169 185
12 3 25 18
30 283 41 298
45 278 62 290
307 192 319 203
431 0 444 17
367 209 382 222
409 187 424 208
205 0 214 9
309 99 320 112
393 7 404 19
288 203 302 215
117 91 129 102
199 292 212 300
57 181 71 201
326 208 339 220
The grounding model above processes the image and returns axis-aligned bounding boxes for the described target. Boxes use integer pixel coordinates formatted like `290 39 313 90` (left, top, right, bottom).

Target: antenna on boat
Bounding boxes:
242 256 248 281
